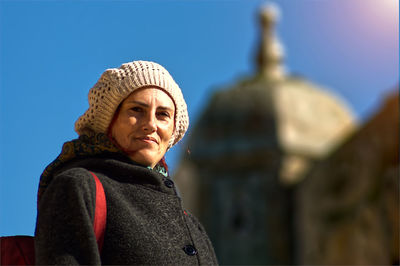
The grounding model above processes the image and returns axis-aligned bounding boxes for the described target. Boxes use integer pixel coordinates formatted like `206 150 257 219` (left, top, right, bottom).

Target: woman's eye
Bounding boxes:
131 107 142 112
158 111 170 118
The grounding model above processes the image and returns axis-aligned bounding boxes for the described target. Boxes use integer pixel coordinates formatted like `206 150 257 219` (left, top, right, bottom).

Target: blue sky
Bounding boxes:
0 0 398 235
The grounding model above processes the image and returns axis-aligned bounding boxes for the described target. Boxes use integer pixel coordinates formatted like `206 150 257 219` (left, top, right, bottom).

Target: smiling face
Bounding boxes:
110 87 175 168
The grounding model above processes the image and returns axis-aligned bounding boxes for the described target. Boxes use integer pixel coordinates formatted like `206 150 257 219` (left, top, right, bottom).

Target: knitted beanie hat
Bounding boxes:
75 60 189 148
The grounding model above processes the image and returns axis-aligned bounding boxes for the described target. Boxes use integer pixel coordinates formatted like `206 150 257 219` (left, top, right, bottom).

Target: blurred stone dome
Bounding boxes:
184 4 356 184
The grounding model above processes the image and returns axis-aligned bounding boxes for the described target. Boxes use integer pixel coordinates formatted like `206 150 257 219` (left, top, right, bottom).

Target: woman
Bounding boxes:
35 60 218 265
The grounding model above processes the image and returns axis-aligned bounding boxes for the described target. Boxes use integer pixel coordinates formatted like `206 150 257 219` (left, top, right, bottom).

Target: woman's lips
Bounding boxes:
136 136 158 144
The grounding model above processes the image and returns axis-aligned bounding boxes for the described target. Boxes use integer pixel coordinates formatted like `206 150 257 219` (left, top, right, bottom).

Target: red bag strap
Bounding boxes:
89 172 107 252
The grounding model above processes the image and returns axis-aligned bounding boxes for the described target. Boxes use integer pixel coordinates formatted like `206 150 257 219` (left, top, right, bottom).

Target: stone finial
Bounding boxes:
256 3 286 80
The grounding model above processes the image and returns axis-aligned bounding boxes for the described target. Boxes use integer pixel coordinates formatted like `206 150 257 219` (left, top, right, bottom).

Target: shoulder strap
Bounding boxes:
89 172 107 252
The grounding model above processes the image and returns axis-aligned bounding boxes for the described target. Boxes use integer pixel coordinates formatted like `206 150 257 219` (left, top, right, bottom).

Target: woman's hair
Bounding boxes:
158 157 169 172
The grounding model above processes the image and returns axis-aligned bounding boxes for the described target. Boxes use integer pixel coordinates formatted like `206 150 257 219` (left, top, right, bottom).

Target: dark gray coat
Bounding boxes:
35 154 218 265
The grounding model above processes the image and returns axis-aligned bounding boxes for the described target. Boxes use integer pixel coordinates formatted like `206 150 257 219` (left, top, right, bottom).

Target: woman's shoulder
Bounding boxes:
55 166 93 180
50 167 96 192
38 167 98 212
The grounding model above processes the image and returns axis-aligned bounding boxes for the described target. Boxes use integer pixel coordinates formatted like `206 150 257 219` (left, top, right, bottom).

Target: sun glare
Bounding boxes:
361 0 399 33
383 0 399 8
380 0 399 16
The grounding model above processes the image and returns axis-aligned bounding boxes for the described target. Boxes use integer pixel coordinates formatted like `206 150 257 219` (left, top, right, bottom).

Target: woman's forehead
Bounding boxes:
123 87 175 109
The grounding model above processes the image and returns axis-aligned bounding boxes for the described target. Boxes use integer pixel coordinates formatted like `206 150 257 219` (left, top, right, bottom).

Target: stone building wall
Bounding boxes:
296 92 399 265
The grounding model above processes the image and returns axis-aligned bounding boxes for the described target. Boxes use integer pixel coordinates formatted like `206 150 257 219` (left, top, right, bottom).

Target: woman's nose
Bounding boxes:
142 112 157 132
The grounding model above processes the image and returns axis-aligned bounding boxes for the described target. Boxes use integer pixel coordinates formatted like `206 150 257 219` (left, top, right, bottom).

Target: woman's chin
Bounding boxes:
128 150 161 168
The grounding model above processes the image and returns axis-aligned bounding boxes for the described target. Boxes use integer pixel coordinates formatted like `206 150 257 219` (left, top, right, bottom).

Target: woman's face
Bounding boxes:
110 87 175 168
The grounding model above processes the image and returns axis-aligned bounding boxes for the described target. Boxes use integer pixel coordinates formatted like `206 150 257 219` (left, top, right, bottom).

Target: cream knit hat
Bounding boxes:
75 60 189 148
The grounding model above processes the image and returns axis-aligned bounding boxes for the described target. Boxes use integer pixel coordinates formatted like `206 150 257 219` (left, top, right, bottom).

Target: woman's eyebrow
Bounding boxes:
127 100 174 111
157 106 174 112
127 100 148 107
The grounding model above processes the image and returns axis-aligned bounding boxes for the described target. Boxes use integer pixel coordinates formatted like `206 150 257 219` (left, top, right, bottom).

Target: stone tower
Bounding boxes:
174 4 356 265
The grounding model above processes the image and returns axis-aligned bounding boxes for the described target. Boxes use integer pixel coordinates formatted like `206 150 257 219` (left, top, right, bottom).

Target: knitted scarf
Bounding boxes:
37 133 168 203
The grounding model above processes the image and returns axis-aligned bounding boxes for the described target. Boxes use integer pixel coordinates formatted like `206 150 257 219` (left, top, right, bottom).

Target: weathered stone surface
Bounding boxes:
297 92 399 265
176 75 357 264
272 77 356 184
273 78 356 158
177 77 292 265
